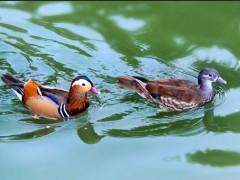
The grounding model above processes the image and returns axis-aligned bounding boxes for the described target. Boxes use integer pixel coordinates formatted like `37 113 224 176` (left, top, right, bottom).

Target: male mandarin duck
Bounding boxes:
117 67 226 111
1 73 100 119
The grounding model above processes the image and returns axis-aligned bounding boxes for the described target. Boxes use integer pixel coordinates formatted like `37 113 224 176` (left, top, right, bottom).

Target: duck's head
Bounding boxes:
71 75 100 94
198 68 227 89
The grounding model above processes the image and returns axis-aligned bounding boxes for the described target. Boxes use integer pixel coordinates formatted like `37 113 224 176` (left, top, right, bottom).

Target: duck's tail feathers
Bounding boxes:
116 75 154 102
1 73 24 100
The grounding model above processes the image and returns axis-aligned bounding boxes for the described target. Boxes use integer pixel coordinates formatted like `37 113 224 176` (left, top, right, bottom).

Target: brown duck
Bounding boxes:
1 73 100 119
117 68 226 111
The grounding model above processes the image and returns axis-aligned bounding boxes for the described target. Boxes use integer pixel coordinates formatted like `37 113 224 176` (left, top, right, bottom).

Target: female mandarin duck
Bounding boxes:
117 68 226 111
1 73 100 119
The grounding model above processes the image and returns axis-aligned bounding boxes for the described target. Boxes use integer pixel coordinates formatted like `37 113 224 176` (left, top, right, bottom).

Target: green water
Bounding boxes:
0 1 240 180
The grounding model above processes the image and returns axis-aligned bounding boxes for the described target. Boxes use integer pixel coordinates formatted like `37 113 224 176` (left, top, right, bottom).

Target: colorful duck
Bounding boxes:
117 68 226 111
1 73 100 119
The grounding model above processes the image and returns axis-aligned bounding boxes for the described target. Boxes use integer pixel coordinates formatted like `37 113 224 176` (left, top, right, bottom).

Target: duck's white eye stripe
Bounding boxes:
37 87 42 96
72 79 89 87
202 74 210 78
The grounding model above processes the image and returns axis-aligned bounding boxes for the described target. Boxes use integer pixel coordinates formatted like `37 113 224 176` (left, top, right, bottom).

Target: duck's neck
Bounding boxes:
199 80 213 92
66 87 89 115
198 80 215 103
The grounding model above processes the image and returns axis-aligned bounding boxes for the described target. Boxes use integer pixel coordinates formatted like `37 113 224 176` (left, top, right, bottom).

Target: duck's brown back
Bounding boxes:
145 79 206 111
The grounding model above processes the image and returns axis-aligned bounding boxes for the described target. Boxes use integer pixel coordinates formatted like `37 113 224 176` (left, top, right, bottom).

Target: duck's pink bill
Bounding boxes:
90 86 101 94
216 76 227 84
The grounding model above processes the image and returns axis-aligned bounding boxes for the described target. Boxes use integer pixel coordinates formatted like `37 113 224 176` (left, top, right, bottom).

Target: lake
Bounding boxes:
0 1 240 180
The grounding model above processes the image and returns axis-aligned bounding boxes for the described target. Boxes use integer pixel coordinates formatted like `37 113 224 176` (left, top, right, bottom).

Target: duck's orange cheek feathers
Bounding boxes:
25 96 61 119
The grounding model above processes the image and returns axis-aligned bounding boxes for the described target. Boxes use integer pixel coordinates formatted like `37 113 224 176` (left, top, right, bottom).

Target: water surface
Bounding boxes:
0 2 240 180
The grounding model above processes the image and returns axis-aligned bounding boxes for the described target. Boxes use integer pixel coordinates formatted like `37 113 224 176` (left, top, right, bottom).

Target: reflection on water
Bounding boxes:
76 118 203 143
204 109 240 133
77 122 105 144
0 126 56 141
203 99 240 133
37 2 73 17
109 15 145 31
187 149 240 167
2 100 239 144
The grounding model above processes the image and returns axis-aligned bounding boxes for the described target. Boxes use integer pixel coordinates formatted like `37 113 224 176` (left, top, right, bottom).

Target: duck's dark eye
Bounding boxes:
82 83 86 86
208 74 212 77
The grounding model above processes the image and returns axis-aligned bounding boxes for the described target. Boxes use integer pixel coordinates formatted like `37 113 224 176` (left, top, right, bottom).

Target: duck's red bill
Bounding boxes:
90 87 101 94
